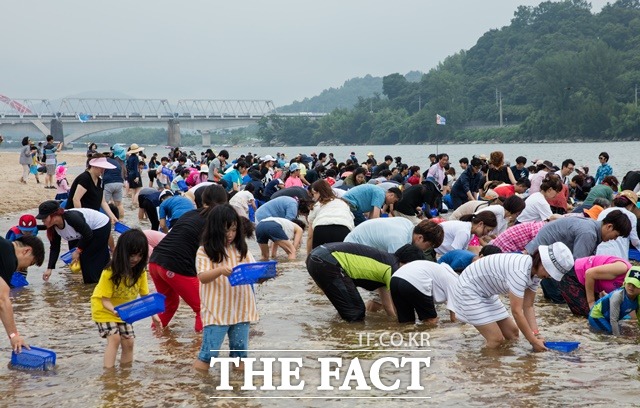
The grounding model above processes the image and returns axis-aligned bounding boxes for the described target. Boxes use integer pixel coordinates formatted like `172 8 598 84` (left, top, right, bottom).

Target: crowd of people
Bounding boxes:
4 142 640 369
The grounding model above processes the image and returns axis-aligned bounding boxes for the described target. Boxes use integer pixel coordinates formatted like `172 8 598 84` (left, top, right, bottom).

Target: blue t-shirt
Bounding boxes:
438 249 476 272
222 169 243 192
344 217 413 253
342 184 386 213
255 196 298 223
159 196 196 221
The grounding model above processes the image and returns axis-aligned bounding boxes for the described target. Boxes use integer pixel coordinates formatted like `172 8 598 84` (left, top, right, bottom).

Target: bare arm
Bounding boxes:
378 288 396 318
0 281 27 352
292 225 303 250
369 207 381 219
507 166 517 185
522 288 539 334
306 226 314 255
585 262 628 308
509 291 546 351
73 184 87 209
197 265 232 284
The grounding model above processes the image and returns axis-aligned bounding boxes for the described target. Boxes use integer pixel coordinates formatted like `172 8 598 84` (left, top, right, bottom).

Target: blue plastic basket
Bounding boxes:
114 221 130 233
228 261 278 286
11 346 56 371
629 248 640 262
59 248 77 265
114 293 166 324
544 341 580 353
10 272 28 288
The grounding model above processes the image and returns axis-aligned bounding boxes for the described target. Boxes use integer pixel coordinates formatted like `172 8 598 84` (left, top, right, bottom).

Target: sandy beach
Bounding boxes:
0 151 87 217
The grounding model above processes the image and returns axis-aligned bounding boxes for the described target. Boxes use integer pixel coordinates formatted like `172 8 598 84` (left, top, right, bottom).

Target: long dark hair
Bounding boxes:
201 204 248 263
459 211 498 228
108 229 149 288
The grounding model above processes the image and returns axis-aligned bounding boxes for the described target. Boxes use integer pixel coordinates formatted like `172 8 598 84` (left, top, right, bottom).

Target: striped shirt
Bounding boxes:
491 221 546 253
458 253 539 299
196 245 258 326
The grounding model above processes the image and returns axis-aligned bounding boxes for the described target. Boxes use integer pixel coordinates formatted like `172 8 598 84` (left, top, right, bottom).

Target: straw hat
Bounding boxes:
128 143 145 154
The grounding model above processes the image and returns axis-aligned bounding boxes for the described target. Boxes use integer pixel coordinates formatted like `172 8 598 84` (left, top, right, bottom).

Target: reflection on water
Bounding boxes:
1 201 640 407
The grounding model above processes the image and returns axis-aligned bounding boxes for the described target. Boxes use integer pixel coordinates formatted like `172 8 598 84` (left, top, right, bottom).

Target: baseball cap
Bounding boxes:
159 190 174 200
624 266 640 288
36 200 61 219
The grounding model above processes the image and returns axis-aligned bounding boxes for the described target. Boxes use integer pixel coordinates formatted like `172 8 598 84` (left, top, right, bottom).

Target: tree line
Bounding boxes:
259 0 640 146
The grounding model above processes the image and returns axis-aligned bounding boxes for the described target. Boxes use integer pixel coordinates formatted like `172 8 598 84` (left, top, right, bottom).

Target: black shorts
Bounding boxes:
148 169 157 181
390 276 437 323
128 176 142 189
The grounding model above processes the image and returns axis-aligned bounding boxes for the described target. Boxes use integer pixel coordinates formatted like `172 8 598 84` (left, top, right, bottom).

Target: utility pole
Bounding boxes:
635 84 638 108
496 89 503 127
418 95 422 111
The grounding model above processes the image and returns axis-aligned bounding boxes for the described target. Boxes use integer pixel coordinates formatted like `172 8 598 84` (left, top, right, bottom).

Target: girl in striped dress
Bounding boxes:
194 204 258 371
451 242 573 351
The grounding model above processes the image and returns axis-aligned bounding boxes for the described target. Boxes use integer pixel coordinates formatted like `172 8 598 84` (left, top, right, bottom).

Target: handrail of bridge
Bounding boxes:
0 97 279 118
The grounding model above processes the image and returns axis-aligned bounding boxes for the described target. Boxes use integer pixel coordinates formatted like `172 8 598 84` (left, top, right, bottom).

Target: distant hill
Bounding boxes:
278 71 423 113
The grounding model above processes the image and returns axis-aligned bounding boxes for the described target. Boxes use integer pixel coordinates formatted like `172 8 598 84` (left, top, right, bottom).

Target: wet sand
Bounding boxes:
0 177 639 406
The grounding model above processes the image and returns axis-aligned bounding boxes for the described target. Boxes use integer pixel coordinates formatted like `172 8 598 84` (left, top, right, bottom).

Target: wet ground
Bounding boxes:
1 193 639 407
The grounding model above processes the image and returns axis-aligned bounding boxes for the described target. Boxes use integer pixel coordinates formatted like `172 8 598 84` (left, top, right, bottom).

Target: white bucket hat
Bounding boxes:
539 242 573 281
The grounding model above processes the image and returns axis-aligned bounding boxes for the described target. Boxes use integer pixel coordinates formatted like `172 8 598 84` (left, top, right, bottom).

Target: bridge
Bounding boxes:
0 97 325 146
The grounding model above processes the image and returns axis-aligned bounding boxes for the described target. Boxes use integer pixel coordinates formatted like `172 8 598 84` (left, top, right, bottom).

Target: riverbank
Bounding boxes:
0 151 86 216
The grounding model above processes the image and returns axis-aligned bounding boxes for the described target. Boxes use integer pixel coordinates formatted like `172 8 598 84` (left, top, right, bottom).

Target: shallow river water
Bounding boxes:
1 143 640 407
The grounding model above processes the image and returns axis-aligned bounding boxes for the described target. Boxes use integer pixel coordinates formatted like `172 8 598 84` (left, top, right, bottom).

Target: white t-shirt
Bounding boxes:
393 261 458 312
56 208 110 241
450 200 490 220
261 217 295 240
229 190 255 210
516 192 552 223
596 207 640 259
307 199 354 230
435 220 472 255
477 205 508 235
344 217 414 253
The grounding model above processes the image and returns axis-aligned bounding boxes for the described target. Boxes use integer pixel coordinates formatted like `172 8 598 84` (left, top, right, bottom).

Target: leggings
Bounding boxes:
139 195 160 231
312 225 351 250
148 262 202 332
390 276 437 323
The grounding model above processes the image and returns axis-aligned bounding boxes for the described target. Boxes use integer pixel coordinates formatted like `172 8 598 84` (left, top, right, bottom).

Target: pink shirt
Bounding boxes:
574 255 630 294
284 176 304 188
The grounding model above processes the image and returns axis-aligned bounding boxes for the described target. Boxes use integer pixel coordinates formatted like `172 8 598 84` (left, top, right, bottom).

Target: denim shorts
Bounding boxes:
255 221 288 244
197 322 250 363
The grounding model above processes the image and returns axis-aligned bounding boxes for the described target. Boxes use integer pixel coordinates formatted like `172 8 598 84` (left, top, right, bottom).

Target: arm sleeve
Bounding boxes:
609 290 623 336
65 212 94 250
139 270 150 296
458 174 471 194
47 230 62 270
451 230 471 251
573 231 599 259
284 201 298 221
158 201 167 219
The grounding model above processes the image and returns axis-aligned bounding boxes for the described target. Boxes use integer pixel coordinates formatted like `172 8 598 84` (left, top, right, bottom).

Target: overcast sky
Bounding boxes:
4 0 609 106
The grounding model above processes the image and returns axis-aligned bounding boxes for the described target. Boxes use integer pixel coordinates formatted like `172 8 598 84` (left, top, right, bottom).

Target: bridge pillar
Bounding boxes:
201 133 211 147
50 119 64 146
167 119 181 147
